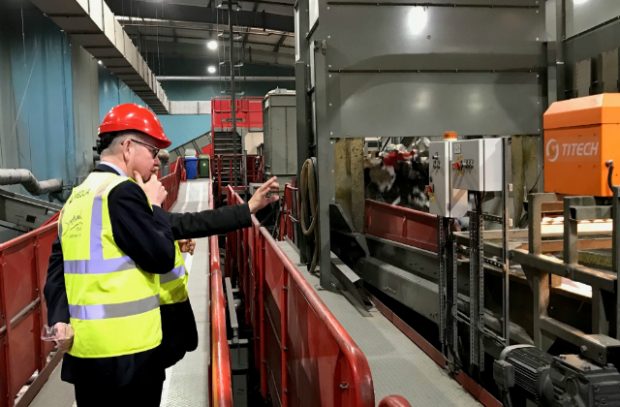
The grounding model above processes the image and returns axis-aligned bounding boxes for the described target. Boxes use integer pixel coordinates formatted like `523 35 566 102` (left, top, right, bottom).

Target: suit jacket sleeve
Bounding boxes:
109 181 176 274
44 236 70 325
166 203 252 240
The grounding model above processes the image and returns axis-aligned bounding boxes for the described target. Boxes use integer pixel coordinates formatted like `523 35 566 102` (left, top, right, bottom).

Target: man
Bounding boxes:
44 103 278 406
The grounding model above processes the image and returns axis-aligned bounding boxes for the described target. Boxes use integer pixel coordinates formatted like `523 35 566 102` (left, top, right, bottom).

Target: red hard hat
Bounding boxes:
98 103 171 148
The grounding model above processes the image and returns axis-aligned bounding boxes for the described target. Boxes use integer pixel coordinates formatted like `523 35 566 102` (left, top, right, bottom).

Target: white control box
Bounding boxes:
451 138 503 192
428 141 468 218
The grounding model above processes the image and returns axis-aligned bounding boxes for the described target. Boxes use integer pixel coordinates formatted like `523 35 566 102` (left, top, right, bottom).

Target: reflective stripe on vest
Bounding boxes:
61 173 162 358
65 196 134 275
159 243 189 305
160 265 185 284
69 295 160 320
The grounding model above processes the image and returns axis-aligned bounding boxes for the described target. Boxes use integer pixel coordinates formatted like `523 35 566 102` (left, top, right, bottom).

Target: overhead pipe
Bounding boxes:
0 169 63 195
157 75 295 82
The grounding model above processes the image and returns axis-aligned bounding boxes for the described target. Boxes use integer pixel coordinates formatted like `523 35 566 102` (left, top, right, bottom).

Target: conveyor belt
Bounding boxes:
31 179 212 407
276 240 482 406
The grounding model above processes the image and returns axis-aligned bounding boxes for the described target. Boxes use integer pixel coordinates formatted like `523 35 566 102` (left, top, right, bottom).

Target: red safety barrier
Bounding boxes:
213 154 263 201
378 396 412 407
365 199 439 253
209 185 233 407
160 157 184 211
278 183 298 242
0 221 58 407
227 187 375 407
0 160 185 407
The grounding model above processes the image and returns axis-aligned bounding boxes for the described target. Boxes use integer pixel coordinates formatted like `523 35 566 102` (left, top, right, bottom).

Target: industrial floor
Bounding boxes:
30 180 212 407
276 240 482 406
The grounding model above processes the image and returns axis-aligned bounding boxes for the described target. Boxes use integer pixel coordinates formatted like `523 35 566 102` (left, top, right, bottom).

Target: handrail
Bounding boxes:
260 227 375 406
226 186 376 407
160 157 184 211
209 190 233 407
378 396 412 407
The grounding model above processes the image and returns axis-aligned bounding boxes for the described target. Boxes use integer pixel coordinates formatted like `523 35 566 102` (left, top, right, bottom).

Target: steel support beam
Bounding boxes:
108 0 294 32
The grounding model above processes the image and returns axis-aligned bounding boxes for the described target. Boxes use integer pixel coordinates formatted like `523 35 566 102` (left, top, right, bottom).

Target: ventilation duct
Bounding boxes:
29 0 169 114
0 169 62 195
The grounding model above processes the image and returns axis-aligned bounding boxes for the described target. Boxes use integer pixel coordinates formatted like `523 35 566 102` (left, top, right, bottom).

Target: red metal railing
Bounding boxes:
279 183 298 242
213 154 264 201
160 157 184 211
227 187 375 407
0 160 185 407
209 190 233 407
378 396 412 407
365 200 439 253
0 221 57 407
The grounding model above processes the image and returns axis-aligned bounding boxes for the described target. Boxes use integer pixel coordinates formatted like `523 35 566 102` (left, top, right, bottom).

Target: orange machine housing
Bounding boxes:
544 93 620 197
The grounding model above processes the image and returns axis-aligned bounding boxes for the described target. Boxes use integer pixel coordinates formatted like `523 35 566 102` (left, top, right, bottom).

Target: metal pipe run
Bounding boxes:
0 169 62 195
157 75 295 82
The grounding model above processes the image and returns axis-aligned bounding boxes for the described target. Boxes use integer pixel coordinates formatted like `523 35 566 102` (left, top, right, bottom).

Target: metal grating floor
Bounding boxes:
276 240 482 407
31 180 212 407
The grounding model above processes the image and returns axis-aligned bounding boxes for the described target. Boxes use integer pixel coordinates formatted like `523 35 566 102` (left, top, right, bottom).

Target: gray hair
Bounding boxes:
100 131 150 157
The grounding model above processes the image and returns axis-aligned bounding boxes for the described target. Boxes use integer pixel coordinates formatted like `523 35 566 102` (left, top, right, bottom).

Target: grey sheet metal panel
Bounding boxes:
322 3 545 71
325 72 542 138
330 0 539 5
565 0 620 39
263 90 298 177
564 18 620 64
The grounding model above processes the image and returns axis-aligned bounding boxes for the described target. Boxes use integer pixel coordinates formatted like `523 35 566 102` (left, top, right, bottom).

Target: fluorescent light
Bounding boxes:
573 0 589 5
407 6 428 36
207 65 217 74
207 40 218 51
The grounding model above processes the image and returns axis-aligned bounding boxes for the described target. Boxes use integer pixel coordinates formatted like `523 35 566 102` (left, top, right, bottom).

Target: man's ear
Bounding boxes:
122 139 132 162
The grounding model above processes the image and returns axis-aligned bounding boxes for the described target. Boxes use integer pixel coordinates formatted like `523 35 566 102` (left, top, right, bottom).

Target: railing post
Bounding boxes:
258 227 267 397
280 264 289 407
0 253 11 407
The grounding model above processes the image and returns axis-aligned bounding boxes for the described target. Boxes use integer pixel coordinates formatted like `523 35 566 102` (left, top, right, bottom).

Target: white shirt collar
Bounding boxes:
100 161 128 177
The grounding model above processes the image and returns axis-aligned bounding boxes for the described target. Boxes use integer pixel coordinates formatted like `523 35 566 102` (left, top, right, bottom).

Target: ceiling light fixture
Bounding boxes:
207 65 217 74
207 40 218 50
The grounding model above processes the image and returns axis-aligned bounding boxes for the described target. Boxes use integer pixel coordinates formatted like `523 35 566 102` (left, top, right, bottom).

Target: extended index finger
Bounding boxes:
259 176 277 191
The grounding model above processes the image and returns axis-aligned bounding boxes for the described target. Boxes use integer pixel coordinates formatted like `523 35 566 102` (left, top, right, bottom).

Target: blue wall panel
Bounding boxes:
98 65 146 120
1 6 75 189
99 69 212 149
159 115 211 148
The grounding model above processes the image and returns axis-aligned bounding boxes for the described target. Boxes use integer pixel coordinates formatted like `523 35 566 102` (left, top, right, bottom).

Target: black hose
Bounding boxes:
300 158 319 274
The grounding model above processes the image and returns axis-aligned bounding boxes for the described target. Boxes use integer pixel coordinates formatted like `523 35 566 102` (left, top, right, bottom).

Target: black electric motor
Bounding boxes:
494 345 620 406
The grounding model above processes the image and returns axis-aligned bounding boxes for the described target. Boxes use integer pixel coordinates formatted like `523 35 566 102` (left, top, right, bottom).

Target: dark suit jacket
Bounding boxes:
44 164 251 386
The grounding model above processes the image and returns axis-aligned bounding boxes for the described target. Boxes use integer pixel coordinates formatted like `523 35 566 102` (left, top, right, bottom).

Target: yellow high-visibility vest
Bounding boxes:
159 243 189 305
60 172 162 358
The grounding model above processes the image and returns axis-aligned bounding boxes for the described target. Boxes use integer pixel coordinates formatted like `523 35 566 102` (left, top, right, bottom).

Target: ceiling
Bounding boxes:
106 0 296 75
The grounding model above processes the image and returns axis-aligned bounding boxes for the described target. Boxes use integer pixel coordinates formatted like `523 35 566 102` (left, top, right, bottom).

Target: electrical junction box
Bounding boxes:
428 141 468 218
451 138 503 192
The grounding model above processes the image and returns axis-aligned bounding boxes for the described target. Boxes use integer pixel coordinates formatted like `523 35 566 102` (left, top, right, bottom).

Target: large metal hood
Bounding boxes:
29 0 170 114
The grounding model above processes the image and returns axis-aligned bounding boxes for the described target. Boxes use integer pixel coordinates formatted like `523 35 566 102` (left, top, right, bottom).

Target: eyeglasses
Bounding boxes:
129 139 160 159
